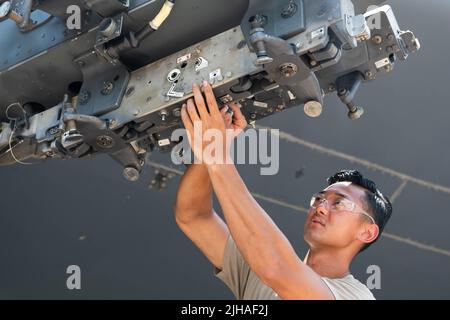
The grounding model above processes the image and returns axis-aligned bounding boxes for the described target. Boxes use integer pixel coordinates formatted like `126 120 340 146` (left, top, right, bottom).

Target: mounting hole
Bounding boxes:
180 61 188 69
126 86 135 97
113 75 120 82
167 68 181 82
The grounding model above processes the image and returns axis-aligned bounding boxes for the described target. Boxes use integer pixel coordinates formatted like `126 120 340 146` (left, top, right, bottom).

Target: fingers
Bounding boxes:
202 81 220 117
186 98 200 124
220 106 228 116
192 83 209 119
219 105 232 126
180 104 193 132
229 103 248 128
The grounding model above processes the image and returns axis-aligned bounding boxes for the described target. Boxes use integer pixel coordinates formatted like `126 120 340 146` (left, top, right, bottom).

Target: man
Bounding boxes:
173 81 393 300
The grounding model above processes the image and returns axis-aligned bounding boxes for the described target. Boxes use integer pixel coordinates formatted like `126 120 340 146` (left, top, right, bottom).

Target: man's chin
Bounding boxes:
304 228 327 245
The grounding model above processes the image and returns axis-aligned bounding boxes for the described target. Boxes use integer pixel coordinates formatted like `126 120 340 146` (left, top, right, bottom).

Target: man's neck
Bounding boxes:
304 247 353 279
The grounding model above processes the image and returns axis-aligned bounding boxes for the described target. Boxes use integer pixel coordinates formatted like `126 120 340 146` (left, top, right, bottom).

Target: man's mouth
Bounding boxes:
311 217 325 227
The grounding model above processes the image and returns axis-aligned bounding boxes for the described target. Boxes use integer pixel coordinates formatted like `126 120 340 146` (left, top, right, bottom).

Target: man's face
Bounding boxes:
304 182 373 250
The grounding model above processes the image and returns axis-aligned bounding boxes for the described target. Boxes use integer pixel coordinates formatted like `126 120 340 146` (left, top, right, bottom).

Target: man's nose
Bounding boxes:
316 203 329 216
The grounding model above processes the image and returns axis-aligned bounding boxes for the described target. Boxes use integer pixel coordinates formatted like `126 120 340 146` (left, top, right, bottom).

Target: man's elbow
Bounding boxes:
173 202 188 225
173 202 211 225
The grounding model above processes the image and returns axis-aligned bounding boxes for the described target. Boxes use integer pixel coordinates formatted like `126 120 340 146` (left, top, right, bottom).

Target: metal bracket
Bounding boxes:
84 0 129 18
74 50 130 116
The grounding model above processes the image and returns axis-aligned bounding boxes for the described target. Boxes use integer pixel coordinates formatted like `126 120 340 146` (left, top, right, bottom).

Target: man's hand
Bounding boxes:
180 81 247 164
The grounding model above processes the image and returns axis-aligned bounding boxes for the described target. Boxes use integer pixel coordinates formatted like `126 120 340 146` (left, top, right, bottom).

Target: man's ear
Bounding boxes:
358 224 379 245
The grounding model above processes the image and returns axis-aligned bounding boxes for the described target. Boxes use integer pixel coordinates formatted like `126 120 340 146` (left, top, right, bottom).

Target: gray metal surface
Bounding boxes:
0 0 449 299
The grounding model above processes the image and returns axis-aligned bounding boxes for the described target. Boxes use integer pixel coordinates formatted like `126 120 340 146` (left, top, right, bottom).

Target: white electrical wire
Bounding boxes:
2 102 34 165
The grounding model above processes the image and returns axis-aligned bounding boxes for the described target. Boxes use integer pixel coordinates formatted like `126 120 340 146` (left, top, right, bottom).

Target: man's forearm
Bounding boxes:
206 163 298 279
174 164 213 222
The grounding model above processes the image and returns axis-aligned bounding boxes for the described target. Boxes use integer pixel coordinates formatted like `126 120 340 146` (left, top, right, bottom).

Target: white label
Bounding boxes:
158 139 171 147
375 58 390 69
177 53 191 64
253 101 268 108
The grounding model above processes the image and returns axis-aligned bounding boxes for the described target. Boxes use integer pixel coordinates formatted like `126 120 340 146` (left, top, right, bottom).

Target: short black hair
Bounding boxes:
327 170 393 253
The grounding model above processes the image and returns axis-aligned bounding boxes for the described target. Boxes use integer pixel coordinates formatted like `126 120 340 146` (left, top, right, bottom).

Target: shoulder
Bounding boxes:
321 274 375 300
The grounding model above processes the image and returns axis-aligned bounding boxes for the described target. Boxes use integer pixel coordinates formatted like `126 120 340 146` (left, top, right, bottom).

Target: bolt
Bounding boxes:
172 108 181 117
226 71 233 78
387 34 395 41
279 63 298 77
281 1 298 18
328 84 336 91
101 82 114 95
133 109 141 116
348 106 364 120
372 35 383 45
365 70 373 78
96 135 114 148
160 110 168 121
310 60 317 67
78 90 91 105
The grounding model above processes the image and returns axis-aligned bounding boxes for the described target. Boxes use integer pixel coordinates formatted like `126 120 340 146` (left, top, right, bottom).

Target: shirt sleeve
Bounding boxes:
321 276 376 300
213 235 251 299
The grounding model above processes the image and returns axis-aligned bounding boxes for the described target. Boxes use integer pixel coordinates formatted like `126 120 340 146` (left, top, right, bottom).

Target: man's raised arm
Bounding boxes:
173 163 229 269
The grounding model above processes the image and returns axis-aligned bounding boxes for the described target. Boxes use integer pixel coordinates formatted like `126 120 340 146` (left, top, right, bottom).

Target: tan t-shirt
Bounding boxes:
214 235 375 300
